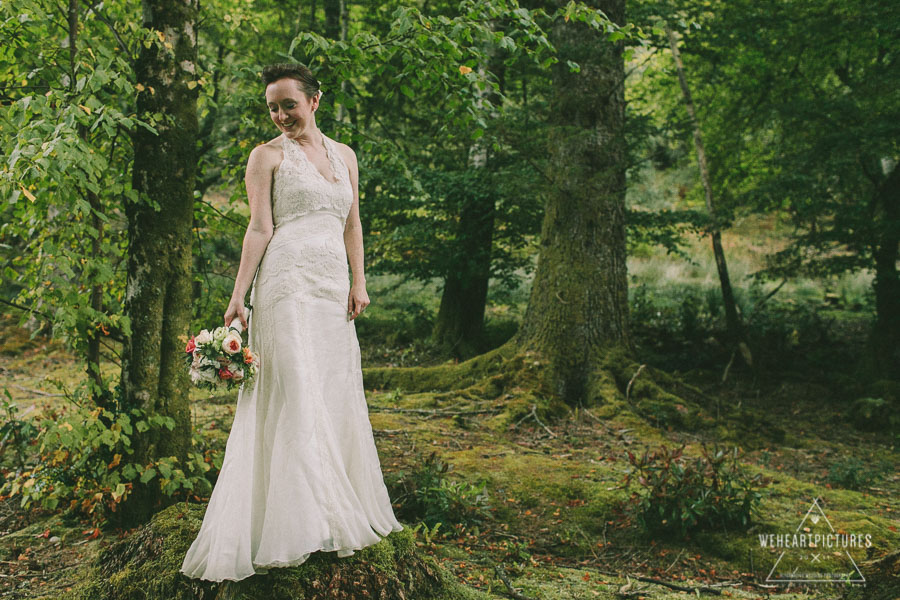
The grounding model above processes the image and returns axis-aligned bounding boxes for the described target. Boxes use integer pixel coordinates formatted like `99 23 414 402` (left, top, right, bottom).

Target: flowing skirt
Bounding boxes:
180 212 403 583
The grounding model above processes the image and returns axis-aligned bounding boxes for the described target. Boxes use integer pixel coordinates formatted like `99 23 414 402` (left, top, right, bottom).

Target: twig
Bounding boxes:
664 548 684 573
493 565 537 600
625 364 646 402
581 408 616 433
513 404 556 438
721 348 736 384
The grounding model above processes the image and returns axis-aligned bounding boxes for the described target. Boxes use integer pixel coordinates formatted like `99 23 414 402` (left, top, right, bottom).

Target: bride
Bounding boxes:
180 62 403 583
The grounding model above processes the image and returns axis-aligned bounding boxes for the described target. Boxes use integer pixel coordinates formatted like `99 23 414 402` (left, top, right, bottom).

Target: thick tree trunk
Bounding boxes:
665 26 747 357
118 0 199 525
869 163 900 379
515 0 632 405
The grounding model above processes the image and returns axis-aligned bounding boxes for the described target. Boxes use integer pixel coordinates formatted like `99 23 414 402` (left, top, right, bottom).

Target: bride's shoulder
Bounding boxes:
247 136 284 170
331 138 357 169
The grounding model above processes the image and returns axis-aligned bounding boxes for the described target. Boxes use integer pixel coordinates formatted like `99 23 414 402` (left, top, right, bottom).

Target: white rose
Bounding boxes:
190 367 216 384
195 329 213 345
213 327 228 342
222 332 242 355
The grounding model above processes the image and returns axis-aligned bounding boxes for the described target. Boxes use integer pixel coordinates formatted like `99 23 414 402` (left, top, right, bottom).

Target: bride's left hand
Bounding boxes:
348 284 369 320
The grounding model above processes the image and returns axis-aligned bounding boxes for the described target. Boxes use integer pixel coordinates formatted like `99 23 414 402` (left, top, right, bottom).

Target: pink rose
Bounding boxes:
185 336 196 353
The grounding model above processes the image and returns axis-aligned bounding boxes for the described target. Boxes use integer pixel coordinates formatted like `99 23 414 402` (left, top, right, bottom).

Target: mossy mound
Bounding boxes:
51 503 486 600
842 550 900 600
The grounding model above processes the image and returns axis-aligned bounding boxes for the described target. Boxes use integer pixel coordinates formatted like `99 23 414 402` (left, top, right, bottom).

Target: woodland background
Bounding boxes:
0 0 898 599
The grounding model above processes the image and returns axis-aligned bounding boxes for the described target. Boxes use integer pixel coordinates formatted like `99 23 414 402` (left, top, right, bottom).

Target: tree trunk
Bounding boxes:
432 180 495 358
118 0 199 526
67 0 108 404
515 0 632 406
869 162 900 379
432 45 500 358
324 0 340 39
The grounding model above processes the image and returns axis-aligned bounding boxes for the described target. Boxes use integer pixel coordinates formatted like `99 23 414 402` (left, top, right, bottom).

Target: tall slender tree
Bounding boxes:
118 0 199 525
665 24 748 362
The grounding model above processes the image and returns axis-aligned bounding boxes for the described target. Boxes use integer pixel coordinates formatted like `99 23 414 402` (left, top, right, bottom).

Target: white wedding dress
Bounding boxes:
180 132 403 583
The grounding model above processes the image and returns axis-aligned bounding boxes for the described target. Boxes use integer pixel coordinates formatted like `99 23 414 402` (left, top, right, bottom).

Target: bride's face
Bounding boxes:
266 77 318 137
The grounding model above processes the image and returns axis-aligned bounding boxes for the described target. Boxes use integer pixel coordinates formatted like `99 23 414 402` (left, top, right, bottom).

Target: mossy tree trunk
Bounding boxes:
515 0 633 405
118 0 199 526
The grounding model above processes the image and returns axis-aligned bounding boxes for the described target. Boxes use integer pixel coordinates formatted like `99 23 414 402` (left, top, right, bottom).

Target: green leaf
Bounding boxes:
140 467 157 484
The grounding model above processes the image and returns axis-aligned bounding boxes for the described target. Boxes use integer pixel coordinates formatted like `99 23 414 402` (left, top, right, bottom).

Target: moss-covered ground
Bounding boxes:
1 291 898 599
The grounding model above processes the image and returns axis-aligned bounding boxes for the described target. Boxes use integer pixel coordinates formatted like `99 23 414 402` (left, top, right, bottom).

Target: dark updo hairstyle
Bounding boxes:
261 63 320 99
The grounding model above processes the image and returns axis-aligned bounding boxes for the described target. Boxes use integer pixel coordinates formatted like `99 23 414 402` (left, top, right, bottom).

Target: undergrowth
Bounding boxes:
622 442 769 539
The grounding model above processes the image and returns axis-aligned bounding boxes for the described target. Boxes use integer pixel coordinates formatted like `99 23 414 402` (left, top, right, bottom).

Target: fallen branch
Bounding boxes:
372 428 407 435
593 569 723 596
631 574 722 595
11 384 63 398
368 407 500 417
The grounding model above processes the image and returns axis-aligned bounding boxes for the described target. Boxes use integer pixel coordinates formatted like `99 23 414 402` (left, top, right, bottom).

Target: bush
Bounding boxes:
0 384 216 526
0 389 40 469
622 443 768 539
389 451 491 534
826 456 892 491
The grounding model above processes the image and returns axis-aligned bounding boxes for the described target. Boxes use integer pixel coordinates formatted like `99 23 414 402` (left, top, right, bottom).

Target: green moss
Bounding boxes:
50 503 485 600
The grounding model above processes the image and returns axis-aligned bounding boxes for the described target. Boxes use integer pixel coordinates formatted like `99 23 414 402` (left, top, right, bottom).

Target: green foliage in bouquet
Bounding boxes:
184 324 258 391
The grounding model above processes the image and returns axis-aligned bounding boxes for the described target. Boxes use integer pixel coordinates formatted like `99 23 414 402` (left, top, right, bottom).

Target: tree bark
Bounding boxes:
870 162 900 379
665 26 748 359
324 0 340 40
432 179 495 357
118 0 199 525
515 0 632 405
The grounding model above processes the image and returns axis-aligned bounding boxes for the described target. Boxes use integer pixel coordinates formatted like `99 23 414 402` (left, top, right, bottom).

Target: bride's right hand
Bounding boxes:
224 299 248 331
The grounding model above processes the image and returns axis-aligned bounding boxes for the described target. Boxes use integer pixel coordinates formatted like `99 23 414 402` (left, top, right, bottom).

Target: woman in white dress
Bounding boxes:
180 63 404 583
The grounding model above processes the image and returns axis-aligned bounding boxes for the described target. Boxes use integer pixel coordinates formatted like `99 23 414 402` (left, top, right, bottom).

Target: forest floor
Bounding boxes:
0 303 897 599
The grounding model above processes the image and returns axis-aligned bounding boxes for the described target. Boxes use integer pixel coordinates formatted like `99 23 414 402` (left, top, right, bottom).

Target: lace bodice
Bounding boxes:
251 132 354 309
273 132 353 229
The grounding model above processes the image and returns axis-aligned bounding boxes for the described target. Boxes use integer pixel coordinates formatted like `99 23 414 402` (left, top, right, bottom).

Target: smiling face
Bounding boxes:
265 77 318 138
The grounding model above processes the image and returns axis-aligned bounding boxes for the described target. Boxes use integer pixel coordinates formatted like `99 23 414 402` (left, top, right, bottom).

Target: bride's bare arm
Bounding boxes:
341 145 369 320
224 146 277 328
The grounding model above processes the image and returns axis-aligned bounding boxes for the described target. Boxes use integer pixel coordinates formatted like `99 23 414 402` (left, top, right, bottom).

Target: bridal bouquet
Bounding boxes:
184 322 259 391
